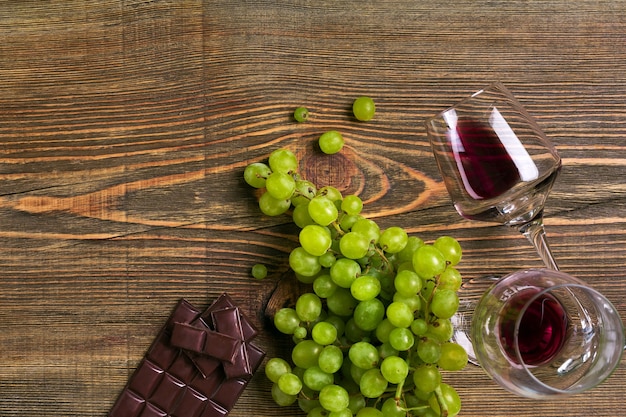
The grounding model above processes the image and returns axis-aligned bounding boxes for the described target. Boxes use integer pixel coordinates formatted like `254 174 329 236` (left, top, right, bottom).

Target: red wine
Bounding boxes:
499 288 568 366
452 118 521 200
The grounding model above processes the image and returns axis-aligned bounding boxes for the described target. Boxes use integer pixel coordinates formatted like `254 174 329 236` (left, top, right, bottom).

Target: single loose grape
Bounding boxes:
243 162 271 188
319 130 344 154
293 106 309 122
251 263 268 280
318 384 350 413
352 96 376 122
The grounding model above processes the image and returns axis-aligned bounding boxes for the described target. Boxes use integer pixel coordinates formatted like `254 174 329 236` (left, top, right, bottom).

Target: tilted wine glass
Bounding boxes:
426 82 561 270
424 83 624 397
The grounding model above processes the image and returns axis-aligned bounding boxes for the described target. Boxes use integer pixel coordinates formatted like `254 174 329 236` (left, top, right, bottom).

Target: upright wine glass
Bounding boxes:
426 82 561 270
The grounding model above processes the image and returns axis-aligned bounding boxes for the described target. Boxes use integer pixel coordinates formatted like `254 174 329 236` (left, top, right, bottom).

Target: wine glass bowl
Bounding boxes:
471 269 624 399
426 82 561 269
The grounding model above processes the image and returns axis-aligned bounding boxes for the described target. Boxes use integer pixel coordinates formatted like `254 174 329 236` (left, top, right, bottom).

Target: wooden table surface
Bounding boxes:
1 1 625 416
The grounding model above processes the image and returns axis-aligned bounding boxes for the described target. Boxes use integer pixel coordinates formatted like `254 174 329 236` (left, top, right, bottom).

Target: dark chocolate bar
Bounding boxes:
109 296 265 417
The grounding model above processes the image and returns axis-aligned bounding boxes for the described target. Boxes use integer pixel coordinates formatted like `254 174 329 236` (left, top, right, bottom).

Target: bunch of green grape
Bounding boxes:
244 148 467 417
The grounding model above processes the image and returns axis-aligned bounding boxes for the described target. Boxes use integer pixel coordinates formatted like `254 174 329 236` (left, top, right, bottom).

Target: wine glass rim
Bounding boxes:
512 281 624 395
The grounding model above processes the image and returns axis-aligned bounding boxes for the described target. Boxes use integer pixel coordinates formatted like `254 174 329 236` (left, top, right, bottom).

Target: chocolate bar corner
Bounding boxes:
109 294 265 417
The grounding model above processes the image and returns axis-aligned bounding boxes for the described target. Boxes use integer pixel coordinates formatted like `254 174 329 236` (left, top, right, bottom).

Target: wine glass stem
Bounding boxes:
519 217 559 271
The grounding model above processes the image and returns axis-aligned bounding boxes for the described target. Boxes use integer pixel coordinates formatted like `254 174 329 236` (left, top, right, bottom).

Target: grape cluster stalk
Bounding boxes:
245 148 467 417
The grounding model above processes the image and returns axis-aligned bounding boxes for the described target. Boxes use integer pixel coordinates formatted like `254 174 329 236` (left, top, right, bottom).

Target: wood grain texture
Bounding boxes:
1 1 625 416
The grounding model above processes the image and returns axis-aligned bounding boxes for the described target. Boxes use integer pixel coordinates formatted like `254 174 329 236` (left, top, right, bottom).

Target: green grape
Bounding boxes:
417 337 441 364
379 226 408 253
380 355 409 384
359 368 388 398
265 357 292 383
352 96 376 121
389 327 414 351
293 326 308 340
430 288 459 319
394 269 422 296
411 318 429 336
308 195 339 226
259 192 291 216
347 394 366 414
438 266 462 291
339 213 360 231
351 275 381 301
392 292 421 312
303 366 334 391
299 224 332 256
319 252 336 268
243 162 271 188
251 263 268 280
356 407 384 417
386 301 414 328
326 287 358 317
377 341 399 359
350 362 368 384
299 396 321 413
312 321 338 345
324 315 346 338
293 106 309 122
396 236 424 263
271 382 297 406
438 342 468 371
353 298 385 331
429 383 461 417
292 340 324 369
274 307 300 334
426 318 453 342
307 407 328 417
318 345 344 374
318 186 343 202
295 293 323 322
344 318 370 342
412 244 447 280
348 341 379 369
330 257 361 288
319 130 345 155
433 235 462 266
266 171 296 200
341 195 363 215
289 247 322 277
381 397 406 417
313 274 338 298
278 372 303 396
269 148 298 173
318 384 350 412
329 409 352 417
374 318 395 343
293 203 316 228
339 232 370 259
412 365 441 393
351 218 380 244
292 180 317 206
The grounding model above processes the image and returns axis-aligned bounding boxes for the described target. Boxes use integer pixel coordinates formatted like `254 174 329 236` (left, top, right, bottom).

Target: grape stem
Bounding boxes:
434 384 449 417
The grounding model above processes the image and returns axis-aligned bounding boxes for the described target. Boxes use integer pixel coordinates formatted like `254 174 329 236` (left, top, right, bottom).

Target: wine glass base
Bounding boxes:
451 275 500 365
